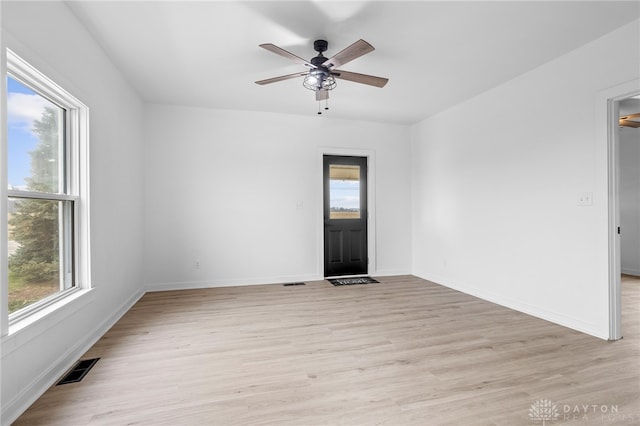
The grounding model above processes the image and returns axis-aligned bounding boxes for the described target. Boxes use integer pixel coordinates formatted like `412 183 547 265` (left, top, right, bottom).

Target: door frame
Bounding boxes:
599 78 640 340
317 147 376 278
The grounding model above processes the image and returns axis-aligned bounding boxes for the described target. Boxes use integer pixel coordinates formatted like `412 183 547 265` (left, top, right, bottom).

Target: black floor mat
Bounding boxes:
329 277 379 286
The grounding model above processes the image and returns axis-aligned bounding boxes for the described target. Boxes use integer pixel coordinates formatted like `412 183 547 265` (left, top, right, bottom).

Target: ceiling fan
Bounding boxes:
255 39 388 113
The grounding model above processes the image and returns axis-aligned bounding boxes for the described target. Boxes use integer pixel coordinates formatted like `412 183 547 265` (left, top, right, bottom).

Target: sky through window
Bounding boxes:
7 76 49 189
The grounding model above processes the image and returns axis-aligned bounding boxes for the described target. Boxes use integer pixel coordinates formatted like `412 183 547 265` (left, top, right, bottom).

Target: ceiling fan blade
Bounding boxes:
316 89 329 101
332 70 389 88
259 43 315 68
620 113 640 128
255 72 307 85
322 39 374 69
620 119 640 128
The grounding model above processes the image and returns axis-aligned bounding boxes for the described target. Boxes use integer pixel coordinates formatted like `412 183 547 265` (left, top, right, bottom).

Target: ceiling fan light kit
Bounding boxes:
255 38 388 115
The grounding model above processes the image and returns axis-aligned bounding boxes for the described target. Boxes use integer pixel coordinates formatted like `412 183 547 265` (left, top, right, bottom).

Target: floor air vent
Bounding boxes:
283 282 306 286
57 358 100 385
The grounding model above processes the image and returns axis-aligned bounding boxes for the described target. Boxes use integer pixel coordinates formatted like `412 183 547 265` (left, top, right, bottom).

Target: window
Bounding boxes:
5 50 90 323
329 164 361 219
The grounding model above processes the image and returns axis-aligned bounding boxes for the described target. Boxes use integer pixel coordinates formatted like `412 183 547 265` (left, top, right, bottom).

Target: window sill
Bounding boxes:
2 288 95 357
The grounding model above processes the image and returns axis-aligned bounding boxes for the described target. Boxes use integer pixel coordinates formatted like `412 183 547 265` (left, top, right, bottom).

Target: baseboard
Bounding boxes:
2 288 145 426
373 269 411 277
145 274 323 292
621 268 640 276
414 271 609 340
146 270 413 293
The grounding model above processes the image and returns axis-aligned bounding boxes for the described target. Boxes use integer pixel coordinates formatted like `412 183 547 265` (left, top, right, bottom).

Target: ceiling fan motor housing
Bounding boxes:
311 56 328 67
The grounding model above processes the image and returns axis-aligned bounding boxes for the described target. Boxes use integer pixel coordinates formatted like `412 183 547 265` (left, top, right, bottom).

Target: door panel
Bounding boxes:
324 155 368 277
349 230 363 261
328 230 344 263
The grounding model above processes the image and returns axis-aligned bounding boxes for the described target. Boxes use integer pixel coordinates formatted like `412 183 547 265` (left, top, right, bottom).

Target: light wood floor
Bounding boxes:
14 275 640 425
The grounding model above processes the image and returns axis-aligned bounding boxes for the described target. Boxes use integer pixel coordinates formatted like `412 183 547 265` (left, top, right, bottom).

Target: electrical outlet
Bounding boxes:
577 192 593 206
195 259 200 269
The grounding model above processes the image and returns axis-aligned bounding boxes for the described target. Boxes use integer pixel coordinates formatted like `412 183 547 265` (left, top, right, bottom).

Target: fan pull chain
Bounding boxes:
317 101 322 115
325 99 329 111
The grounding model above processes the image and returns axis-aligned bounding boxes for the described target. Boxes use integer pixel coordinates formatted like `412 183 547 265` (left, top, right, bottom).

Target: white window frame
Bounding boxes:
5 49 90 327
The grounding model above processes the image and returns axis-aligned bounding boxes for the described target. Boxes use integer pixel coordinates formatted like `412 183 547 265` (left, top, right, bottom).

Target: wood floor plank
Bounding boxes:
13 275 640 425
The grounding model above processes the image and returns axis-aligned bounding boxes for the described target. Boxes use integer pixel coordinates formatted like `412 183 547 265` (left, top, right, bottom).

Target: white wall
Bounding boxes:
143 105 412 290
619 100 640 275
411 20 640 339
1 2 145 423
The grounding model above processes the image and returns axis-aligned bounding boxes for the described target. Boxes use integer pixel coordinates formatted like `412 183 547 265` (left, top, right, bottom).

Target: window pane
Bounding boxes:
7 198 72 314
7 76 64 193
329 164 360 219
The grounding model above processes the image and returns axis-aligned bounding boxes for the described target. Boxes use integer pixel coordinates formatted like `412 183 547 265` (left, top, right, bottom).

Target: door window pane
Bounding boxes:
329 164 360 219
7 76 64 193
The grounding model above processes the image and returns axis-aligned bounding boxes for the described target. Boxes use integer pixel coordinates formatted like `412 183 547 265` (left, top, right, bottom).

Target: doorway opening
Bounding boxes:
323 155 368 278
606 81 640 340
615 95 640 339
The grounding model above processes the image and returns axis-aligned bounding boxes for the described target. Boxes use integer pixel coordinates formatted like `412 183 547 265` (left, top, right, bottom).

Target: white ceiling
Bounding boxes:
67 1 639 125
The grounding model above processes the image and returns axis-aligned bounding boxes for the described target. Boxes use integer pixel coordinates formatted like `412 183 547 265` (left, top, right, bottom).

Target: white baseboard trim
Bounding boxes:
621 268 640 276
414 271 608 340
2 288 145 426
145 269 411 292
145 274 324 292
146 270 413 293
372 269 412 277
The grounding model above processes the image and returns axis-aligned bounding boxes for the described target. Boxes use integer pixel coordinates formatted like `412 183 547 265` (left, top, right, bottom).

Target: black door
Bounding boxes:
323 155 368 277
